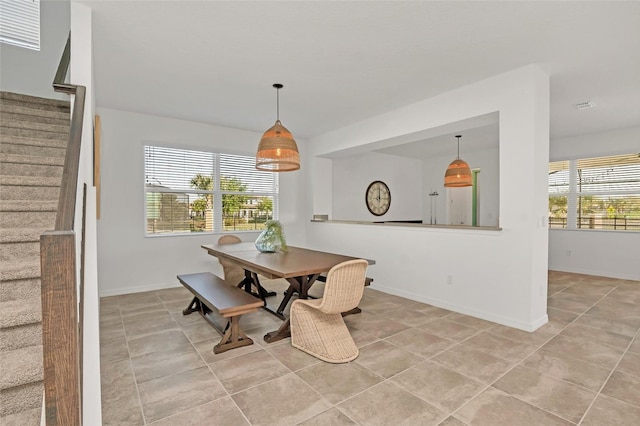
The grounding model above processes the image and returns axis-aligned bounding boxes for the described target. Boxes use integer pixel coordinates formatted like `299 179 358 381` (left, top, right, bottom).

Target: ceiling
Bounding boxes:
83 1 640 145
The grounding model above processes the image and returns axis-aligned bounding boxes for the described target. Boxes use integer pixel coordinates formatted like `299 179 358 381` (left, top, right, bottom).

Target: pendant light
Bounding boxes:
444 135 472 187
256 83 300 172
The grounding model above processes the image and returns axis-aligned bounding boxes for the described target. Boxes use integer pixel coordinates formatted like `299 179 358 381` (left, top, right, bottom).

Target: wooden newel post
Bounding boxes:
41 230 81 425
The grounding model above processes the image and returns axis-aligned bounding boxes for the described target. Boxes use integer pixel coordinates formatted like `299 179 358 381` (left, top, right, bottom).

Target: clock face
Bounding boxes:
365 181 391 216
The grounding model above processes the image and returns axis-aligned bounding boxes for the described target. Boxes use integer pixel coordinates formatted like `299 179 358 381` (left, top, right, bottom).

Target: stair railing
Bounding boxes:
40 33 86 425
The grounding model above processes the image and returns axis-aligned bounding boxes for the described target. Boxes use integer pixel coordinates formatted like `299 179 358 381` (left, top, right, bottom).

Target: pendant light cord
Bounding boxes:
456 135 462 159
276 87 280 121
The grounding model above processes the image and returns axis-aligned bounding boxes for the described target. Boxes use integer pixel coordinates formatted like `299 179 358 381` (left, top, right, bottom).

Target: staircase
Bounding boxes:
0 92 69 425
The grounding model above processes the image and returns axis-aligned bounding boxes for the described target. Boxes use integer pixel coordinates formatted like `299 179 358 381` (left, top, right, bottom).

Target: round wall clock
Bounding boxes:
365 180 391 216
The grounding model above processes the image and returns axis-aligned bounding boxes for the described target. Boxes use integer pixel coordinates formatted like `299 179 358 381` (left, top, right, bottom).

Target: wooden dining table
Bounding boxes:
201 242 375 343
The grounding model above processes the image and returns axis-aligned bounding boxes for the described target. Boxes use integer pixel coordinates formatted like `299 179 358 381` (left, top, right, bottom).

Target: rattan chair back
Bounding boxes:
317 259 368 314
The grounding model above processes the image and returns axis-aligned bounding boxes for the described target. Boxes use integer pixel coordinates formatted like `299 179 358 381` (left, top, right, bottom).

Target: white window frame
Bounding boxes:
144 145 279 236
548 153 640 232
0 0 40 51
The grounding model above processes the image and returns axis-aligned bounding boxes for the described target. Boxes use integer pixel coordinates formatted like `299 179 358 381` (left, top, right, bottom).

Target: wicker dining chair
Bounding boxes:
217 235 245 285
290 259 368 363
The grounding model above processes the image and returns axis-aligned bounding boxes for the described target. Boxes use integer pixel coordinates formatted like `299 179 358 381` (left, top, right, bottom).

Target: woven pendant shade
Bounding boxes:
444 159 473 187
444 135 472 187
256 83 300 172
256 120 300 171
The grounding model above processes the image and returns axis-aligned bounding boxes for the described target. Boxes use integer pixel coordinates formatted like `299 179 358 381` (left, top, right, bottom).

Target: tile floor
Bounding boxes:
100 272 640 425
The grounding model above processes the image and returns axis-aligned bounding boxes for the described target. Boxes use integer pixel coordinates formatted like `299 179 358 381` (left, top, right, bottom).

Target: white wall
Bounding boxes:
96 108 306 296
423 147 500 227
70 2 101 423
0 0 70 100
548 126 640 280
332 152 422 221
305 65 550 331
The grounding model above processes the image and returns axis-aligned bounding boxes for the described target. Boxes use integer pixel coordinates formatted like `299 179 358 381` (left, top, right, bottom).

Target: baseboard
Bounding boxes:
99 281 181 297
548 265 640 281
371 284 548 332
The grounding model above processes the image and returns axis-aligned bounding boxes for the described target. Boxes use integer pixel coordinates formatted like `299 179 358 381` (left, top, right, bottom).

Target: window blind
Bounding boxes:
548 153 640 231
144 145 279 235
0 0 40 51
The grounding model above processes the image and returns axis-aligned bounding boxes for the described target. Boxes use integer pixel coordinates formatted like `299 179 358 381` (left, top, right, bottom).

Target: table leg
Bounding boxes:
264 318 291 343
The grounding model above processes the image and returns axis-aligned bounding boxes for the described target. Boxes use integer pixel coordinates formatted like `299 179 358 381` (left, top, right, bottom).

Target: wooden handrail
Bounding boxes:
41 32 86 425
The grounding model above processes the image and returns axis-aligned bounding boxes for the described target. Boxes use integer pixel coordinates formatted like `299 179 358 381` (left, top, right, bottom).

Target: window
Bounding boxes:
548 153 640 231
144 146 278 236
0 0 40 51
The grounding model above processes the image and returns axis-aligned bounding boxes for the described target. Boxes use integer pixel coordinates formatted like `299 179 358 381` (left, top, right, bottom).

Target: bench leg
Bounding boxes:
213 316 254 354
182 296 200 315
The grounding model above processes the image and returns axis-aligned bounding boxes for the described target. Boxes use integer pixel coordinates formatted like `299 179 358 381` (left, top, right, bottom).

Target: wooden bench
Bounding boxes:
178 272 264 354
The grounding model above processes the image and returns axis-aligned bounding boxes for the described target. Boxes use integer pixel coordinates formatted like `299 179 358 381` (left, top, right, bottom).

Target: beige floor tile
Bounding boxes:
461 331 537 362
117 292 162 307
412 305 453 319
296 361 383 404
629 337 640 354
488 324 555 346
547 271 588 285
209 349 289 394
100 322 126 342
180 320 220 343
431 345 513 384
266 341 322 371
123 314 180 338
493 365 596 423
147 397 249 426
446 313 495 330
419 318 479 341
547 295 595 313
170 310 207 327
154 286 192 301
120 304 171 322
559 322 632 351
297 408 357 425
349 327 379 348
438 417 469 426
586 300 640 328
456 387 572 426
355 340 424 378
348 313 410 339
100 295 120 308
392 361 485 412
338 381 447 426
101 384 144 426
101 358 136 394
581 394 640 426
232 373 332 426
384 328 455 358
137 366 226 423
521 347 611 391
130 345 205 383
601 371 640 407
572 313 639 338
542 335 624 370
381 307 439 327
616 351 640 378
101 335 130 363
127 329 191 358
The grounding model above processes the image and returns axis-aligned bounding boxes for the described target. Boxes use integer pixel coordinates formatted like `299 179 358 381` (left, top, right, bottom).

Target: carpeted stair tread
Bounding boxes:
0 228 48 244
1 91 69 109
0 153 65 167
0 126 70 140
0 278 41 304
0 133 68 149
0 323 42 352
0 200 57 212
0 346 43 389
0 381 43 417
0 298 42 328
0 110 69 126
1 142 66 157
1 117 69 134
0 103 69 120
0 175 61 187
0 406 42 426
0 259 40 281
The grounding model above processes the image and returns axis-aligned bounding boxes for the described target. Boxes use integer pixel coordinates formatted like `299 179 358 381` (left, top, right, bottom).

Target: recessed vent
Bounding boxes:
575 101 595 110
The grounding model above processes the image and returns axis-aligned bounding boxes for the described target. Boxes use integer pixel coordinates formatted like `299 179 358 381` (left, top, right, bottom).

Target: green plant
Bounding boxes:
257 220 288 252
